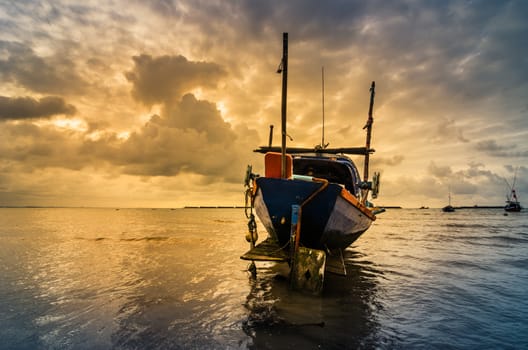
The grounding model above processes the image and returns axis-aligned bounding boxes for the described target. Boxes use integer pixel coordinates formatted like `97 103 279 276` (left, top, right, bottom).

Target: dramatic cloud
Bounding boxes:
125 54 227 105
374 155 405 167
0 122 86 171
428 161 453 179
476 139 528 158
0 0 527 207
434 118 469 143
81 93 255 181
115 54 248 181
0 96 76 120
0 41 88 95
0 112 255 186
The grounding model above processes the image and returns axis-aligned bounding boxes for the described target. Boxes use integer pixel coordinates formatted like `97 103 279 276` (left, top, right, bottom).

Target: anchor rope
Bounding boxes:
244 175 258 248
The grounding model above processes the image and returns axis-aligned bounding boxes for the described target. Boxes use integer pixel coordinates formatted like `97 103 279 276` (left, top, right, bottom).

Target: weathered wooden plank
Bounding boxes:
290 247 326 295
253 146 373 155
325 249 346 276
240 237 289 262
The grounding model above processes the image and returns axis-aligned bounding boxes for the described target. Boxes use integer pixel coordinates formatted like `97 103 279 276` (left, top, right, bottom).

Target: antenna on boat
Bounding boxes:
279 32 288 179
511 166 520 202
505 167 519 197
320 67 329 149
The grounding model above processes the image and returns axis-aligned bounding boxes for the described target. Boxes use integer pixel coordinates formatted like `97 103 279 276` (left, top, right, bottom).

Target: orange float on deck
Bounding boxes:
264 152 292 178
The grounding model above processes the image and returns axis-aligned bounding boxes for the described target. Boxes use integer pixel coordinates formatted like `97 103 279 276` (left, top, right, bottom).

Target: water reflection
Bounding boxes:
243 250 389 349
105 209 252 349
3 208 527 349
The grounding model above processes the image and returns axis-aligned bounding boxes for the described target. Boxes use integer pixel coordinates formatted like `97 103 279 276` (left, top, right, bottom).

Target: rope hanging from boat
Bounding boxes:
244 165 259 277
244 165 258 247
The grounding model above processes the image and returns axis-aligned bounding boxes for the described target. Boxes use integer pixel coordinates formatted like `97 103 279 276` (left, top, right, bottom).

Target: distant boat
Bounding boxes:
504 169 522 212
442 192 455 212
442 205 455 212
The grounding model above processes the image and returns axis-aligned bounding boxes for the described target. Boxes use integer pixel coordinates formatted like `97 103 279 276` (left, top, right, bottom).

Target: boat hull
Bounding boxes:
505 202 522 212
253 177 375 251
442 205 455 212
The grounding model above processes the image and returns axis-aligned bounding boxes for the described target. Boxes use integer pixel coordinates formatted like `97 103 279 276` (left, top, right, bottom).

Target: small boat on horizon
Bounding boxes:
504 168 522 212
442 191 455 212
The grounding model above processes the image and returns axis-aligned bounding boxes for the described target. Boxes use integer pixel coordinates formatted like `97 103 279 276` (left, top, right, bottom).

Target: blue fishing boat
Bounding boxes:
250 148 379 251
242 34 382 290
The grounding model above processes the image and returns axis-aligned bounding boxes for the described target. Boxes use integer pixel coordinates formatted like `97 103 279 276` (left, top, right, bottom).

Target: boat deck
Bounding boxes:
240 237 289 262
240 237 347 275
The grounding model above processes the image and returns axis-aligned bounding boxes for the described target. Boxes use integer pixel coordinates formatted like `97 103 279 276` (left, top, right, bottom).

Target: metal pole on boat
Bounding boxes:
280 32 288 178
321 67 325 149
362 81 375 203
268 125 274 147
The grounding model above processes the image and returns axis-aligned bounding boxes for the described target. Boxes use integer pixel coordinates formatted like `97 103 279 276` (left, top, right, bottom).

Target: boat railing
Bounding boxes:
254 146 373 155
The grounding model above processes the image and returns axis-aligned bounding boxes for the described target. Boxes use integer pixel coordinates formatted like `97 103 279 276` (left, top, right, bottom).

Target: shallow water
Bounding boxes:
0 207 527 349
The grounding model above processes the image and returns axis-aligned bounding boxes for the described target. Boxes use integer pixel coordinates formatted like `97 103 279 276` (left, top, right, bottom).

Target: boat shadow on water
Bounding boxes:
242 250 393 349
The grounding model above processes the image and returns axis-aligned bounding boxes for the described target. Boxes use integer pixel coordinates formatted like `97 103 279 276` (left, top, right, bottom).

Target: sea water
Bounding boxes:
0 207 527 349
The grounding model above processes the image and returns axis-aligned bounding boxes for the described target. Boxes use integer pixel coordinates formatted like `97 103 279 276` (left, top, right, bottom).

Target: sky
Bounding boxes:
0 0 527 208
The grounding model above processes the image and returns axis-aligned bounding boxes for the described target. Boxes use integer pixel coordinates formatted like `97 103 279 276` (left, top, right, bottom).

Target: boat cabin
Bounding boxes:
262 151 362 197
292 155 361 196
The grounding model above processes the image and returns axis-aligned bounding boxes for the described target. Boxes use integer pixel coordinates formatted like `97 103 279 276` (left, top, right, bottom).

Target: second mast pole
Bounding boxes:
280 32 288 178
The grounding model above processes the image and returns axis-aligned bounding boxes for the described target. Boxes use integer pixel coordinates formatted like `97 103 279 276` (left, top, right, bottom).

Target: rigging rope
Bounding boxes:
244 168 258 247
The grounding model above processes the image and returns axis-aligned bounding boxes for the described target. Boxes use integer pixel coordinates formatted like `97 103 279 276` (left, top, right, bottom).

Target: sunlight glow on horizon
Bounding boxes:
0 1 526 208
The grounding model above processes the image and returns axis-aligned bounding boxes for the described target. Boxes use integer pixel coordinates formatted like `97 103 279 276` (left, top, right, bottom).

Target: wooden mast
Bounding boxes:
280 33 288 178
362 81 376 203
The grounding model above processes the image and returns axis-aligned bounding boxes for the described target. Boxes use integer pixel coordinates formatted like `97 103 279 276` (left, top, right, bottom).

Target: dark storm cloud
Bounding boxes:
0 41 88 95
475 139 528 158
429 161 500 193
435 118 469 143
136 0 528 124
375 155 404 167
476 139 508 153
140 0 185 18
172 0 528 136
461 162 499 181
179 0 367 45
0 122 85 170
125 54 227 105
269 1 528 118
428 161 453 179
0 96 76 120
